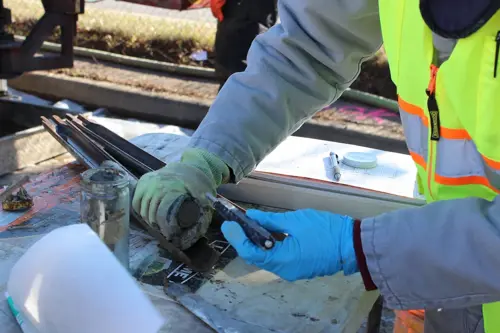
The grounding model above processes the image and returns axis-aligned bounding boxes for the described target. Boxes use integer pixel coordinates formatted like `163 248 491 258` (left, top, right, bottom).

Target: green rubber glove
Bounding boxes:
132 148 230 250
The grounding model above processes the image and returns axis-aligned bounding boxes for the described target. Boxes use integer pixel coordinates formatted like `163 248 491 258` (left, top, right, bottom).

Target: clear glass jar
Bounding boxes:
80 167 130 270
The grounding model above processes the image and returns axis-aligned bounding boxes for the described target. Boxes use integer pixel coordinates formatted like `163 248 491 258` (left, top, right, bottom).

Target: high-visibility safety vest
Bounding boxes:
379 0 500 331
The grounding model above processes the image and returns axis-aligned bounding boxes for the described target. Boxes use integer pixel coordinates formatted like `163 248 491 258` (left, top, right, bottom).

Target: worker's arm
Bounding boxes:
188 0 382 181
134 0 382 248
222 196 500 310
359 195 500 310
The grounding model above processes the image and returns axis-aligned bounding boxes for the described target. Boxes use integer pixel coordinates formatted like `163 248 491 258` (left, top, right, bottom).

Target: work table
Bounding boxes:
0 131 418 332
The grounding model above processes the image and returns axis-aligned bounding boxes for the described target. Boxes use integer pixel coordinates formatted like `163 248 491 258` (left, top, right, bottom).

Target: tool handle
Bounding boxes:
213 201 276 250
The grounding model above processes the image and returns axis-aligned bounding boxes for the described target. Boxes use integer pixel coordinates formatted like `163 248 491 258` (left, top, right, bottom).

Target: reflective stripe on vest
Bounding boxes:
379 0 500 330
399 97 500 193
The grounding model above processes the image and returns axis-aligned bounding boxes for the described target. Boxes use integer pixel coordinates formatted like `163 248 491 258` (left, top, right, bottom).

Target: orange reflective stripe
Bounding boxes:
398 96 427 124
440 128 470 140
399 96 500 193
483 155 500 170
434 174 500 193
398 96 471 140
410 151 427 169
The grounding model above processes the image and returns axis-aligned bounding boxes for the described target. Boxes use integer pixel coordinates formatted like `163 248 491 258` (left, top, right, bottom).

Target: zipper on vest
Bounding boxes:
495 31 500 78
426 65 440 141
426 64 440 201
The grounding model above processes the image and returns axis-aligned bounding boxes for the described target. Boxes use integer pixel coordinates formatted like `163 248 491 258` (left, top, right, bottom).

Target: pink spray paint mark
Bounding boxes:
336 106 399 125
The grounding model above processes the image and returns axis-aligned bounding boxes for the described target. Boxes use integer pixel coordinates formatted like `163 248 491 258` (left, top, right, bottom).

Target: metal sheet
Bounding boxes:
219 177 421 219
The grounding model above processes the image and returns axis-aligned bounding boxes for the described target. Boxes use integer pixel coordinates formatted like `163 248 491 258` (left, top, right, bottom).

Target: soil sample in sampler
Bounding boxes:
80 167 131 270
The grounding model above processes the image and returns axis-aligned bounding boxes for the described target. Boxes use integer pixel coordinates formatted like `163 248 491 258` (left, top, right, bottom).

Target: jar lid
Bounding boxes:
342 152 378 169
81 167 129 188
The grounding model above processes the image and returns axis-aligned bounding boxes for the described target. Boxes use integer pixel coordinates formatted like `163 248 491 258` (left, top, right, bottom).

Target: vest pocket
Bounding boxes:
433 138 499 199
435 140 484 178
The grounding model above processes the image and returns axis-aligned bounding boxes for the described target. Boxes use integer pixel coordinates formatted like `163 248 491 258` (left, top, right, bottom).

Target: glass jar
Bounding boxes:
80 167 130 270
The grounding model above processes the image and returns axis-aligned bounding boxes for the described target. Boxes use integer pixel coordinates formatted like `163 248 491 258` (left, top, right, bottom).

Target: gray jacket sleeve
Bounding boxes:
362 196 500 310
188 0 382 181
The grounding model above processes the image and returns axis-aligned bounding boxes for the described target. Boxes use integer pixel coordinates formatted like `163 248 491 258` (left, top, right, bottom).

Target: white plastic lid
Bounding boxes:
342 152 378 169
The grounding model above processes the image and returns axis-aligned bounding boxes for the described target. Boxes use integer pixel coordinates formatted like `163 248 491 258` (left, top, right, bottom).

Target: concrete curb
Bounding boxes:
9 73 408 154
10 73 211 127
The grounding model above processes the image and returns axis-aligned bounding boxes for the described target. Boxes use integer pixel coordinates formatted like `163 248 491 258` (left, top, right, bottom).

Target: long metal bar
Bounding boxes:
42 116 98 168
77 115 166 170
68 115 153 177
52 115 112 166
218 177 422 220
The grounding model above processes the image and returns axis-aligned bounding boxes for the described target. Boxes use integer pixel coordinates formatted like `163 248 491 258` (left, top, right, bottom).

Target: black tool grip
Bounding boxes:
213 201 276 250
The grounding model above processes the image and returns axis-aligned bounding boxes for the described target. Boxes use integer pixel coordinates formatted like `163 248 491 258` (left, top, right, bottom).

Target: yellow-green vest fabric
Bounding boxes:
379 0 500 331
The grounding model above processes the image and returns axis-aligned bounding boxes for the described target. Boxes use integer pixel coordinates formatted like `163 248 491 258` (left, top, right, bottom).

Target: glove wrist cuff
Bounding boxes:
341 217 359 276
353 219 377 291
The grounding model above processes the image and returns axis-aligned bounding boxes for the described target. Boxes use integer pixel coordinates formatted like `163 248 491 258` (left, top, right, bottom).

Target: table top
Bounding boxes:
0 162 377 333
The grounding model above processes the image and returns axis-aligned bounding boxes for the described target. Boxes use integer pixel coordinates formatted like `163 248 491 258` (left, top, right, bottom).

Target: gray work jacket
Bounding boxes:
187 1 500 331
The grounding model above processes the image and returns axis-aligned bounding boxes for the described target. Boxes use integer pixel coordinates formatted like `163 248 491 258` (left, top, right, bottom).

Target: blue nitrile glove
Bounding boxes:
221 209 358 282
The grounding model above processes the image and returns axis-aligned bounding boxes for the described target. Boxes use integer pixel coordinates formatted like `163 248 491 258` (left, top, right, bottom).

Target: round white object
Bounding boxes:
342 152 378 169
8 224 164 333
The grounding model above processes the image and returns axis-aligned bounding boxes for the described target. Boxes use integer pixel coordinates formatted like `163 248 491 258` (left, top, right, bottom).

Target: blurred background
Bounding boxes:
9 0 217 66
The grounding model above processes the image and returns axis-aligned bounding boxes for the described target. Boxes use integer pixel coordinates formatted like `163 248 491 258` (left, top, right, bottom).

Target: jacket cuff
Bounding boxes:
353 219 377 291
